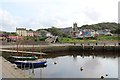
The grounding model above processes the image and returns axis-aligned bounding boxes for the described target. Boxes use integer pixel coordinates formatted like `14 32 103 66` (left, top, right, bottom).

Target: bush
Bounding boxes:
34 39 37 42
39 37 47 41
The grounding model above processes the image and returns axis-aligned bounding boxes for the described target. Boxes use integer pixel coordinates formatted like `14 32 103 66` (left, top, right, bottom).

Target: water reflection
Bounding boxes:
23 51 118 78
45 51 118 59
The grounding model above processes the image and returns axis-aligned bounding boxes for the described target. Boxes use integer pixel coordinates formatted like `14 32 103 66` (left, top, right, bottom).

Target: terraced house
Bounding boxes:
16 28 39 37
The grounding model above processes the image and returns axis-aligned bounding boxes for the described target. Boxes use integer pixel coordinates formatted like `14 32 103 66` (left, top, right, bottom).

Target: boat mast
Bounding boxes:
39 47 42 61
22 44 24 61
16 36 18 58
32 45 34 56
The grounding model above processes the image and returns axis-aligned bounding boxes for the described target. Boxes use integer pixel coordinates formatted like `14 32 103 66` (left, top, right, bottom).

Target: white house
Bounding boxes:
97 29 113 36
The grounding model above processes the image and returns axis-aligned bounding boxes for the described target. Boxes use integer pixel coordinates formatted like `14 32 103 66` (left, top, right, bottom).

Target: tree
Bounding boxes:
29 29 33 31
9 32 18 36
48 27 63 36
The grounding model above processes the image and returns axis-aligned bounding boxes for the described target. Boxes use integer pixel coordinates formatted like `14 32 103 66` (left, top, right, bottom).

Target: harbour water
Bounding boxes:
23 51 118 78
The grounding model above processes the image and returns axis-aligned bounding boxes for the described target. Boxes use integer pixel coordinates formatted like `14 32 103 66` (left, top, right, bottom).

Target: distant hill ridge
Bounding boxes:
79 22 118 31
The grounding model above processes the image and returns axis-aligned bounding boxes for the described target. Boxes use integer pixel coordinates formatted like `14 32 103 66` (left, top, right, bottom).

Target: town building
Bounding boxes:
71 23 79 38
0 31 8 40
97 29 113 36
27 31 34 37
77 29 98 38
6 36 23 42
46 32 53 37
16 28 27 36
16 28 52 37
16 28 40 37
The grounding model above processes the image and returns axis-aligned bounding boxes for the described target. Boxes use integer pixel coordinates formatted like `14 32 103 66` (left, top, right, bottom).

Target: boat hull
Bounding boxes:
14 61 47 68
9 56 38 62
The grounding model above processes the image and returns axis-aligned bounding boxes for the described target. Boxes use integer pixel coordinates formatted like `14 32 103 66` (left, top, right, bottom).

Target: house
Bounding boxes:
16 28 27 36
60 27 72 36
77 29 97 38
27 31 34 36
0 34 7 40
6 36 23 42
46 32 53 37
33 31 40 37
97 29 113 36
0 31 8 40
16 28 40 37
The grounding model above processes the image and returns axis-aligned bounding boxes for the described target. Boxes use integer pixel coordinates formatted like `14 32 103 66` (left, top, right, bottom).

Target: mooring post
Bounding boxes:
114 43 116 52
82 44 84 50
21 63 22 69
103 43 106 51
92 44 94 51
96 42 97 46
32 63 34 74
81 43 82 46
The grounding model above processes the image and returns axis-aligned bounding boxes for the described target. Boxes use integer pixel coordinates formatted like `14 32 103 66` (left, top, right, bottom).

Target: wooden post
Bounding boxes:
103 43 106 52
16 39 18 57
91 44 94 52
32 63 34 73
32 45 34 56
22 45 24 61
114 43 116 52
39 47 42 61
21 63 22 69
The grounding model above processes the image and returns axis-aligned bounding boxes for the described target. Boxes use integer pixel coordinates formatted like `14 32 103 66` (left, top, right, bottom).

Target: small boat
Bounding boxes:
10 56 38 61
14 60 47 68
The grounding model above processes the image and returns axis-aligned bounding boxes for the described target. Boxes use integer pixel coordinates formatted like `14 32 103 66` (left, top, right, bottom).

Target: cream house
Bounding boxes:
27 31 34 36
16 28 40 37
16 28 27 36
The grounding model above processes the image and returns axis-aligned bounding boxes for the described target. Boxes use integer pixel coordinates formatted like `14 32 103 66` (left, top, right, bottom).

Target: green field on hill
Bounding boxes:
59 36 119 43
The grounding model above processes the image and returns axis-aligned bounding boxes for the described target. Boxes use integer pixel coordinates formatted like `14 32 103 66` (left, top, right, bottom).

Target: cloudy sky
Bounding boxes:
0 0 119 32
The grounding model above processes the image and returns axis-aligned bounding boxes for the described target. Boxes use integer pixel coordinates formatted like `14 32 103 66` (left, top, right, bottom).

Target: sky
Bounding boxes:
0 0 119 32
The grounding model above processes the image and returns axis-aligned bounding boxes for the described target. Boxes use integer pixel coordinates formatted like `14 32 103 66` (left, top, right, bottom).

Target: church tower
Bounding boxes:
71 22 79 38
73 22 78 32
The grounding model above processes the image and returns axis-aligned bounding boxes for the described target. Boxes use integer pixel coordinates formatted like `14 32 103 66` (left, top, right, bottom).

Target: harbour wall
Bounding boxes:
36 45 120 53
2 45 119 59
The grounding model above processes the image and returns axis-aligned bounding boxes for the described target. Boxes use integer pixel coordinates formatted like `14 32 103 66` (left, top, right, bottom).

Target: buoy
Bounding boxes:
80 67 83 71
54 61 57 64
101 76 104 79
106 74 108 76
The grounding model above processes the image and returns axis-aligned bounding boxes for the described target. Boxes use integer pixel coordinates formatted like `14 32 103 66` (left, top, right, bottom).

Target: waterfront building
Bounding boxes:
27 31 34 36
16 28 40 37
97 29 113 36
16 28 27 36
77 29 98 38
6 36 23 42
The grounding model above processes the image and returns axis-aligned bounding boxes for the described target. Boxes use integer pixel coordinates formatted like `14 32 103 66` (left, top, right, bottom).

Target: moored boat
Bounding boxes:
10 56 38 60
14 60 47 68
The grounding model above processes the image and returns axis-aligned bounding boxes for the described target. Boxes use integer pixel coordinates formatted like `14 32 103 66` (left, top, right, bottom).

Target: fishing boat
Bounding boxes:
10 44 38 62
10 56 38 61
14 60 47 68
14 47 47 68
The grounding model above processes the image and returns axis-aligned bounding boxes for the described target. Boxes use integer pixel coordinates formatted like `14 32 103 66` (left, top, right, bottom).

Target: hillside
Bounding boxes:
79 22 118 31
